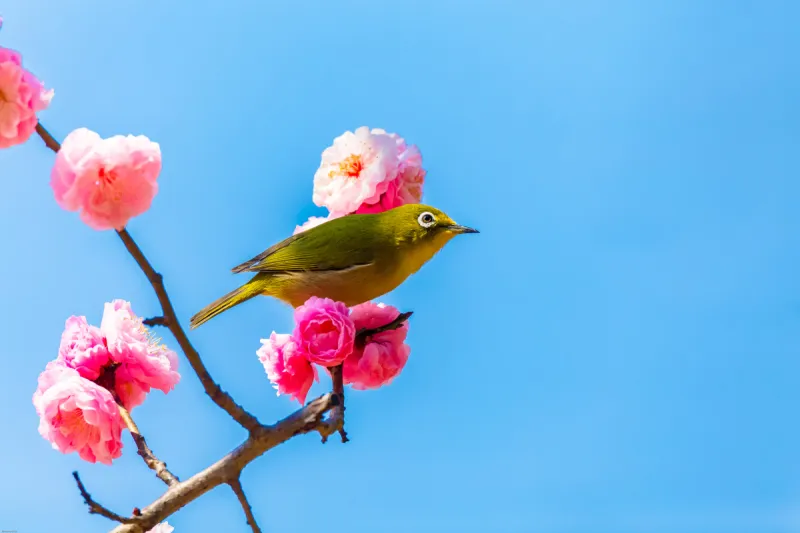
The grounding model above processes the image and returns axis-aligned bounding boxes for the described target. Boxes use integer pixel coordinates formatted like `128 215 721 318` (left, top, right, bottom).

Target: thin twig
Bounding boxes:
108 393 338 533
73 472 134 524
118 405 180 486
229 478 262 533
356 311 413 343
116 228 263 433
143 316 169 327
95 363 179 486
35 122 60 152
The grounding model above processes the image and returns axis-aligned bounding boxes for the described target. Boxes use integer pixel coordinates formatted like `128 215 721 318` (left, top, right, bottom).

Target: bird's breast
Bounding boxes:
270 260 408 307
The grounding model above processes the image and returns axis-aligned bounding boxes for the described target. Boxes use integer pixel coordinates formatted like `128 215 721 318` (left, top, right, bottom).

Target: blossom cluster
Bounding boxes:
0 40 426 235
258 297 411 404
3 34 423 463
267 127 428 401
0 41 424 235
33 300 180 464
0 34 162 231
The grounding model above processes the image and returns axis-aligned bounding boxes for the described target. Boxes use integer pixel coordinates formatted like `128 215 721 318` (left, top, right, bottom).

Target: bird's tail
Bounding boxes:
189 281 263 329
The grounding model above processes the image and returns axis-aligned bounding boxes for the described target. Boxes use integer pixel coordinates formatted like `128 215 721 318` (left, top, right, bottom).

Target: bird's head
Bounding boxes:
386 203 479 248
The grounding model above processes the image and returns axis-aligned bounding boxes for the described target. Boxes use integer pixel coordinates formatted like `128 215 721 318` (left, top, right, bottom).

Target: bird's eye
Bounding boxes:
418 211 436 228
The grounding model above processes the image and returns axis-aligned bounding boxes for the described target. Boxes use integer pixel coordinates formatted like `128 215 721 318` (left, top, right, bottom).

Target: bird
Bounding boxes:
188 203 478 329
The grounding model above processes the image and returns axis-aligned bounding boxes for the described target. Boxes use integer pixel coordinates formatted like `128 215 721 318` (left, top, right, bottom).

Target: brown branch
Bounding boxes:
142 316 168 327
107 393 338 533
229 478 262 533
96 363 179 486
116 228 262 433
118 405 180 486
73 471 134 524
36 122 61 152
318 365 348 443
356 311 413 343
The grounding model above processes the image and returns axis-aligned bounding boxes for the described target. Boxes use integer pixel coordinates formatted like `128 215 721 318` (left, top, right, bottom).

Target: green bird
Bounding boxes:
189 203 478 329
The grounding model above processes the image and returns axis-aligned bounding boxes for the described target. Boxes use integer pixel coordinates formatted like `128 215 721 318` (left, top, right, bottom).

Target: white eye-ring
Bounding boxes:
418 211 436 228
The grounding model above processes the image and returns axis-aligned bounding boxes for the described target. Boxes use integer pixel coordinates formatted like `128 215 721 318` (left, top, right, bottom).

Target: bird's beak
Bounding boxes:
447 224 479 234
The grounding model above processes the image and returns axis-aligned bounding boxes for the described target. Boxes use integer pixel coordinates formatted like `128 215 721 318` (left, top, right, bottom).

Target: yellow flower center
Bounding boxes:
329 154 363 179
139 322 166 353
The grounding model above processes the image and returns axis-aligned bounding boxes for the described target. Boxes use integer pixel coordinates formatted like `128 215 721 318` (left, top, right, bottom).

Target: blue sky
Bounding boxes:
1 1 799 532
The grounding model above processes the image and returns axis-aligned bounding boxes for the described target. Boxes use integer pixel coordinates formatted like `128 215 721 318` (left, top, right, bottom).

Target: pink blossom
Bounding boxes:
50 128 161 230
355 129 425 214
293 296 355 367
353 178 405 214
33 360 79 415
100 299 179 410
391 133 425 205
343 302 411 390
257 332 317 404
34 364 123 464
395 153 425 205
0 47 53 149
147 523 174 533
57 316 110 381
293 215 333 235
312 126 398 216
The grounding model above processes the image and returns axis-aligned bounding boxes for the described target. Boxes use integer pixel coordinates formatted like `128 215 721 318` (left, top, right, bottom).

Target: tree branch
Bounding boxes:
73 471 134 524
118 405 180 486
356 311 413 342
142 316 168 327
107 393 338 533
117 228 263 433
35 122 60 152
229 478 262 533
319 365 348 443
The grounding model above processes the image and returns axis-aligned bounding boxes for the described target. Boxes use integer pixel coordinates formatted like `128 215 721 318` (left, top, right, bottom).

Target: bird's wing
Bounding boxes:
231 232 306 273
231 215 382 273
